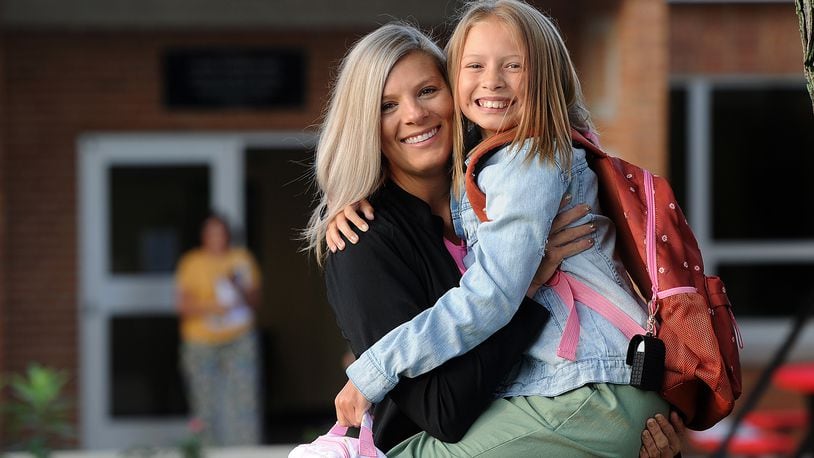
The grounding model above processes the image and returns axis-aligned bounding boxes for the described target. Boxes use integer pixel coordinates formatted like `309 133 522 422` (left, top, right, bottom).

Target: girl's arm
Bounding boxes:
326 199 374 252
346 146 568 405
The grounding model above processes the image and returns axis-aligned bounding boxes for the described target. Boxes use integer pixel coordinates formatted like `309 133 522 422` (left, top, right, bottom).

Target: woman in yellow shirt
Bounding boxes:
175 214 262 445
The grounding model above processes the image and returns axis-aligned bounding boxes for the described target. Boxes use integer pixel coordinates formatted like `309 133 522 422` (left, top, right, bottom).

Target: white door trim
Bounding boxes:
77 131 316 449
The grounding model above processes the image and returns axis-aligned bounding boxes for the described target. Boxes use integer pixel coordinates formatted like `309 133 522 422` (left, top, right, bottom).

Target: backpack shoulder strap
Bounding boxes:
464 130 517 222
574 130 655 300
571 128 607 159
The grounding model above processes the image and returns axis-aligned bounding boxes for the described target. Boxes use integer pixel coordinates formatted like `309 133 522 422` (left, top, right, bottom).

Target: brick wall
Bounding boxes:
579 0 669 175
529 0 669 175
671 3 804 75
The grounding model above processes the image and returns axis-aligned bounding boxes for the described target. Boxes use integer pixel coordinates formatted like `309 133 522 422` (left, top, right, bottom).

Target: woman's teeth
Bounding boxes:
403 127 439 144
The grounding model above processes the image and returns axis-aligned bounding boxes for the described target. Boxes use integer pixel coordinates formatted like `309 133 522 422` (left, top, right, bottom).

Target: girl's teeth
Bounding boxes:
403 127 438 144
480 100 508 109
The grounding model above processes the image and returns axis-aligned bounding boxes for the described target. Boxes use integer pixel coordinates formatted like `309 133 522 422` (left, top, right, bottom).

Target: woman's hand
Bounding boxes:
526 201 595 297
326 199 375 252
335 379 372 427
639 411 686 457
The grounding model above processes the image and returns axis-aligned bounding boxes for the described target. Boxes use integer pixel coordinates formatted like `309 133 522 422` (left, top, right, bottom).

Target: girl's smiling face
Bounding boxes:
457 17 527 139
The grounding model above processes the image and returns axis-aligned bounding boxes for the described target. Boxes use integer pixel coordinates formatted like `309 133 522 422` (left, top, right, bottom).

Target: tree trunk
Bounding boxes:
797 0 814 112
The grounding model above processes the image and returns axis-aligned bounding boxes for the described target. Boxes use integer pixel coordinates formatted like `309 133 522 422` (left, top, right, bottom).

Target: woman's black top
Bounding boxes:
325 180 549 450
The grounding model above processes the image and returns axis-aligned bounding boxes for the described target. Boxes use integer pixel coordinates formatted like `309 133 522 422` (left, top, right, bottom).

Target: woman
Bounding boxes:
305 22 683 457
175 214 262 445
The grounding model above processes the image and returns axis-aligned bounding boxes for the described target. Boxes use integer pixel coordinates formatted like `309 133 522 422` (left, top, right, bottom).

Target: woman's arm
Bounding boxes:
175 256 226 318
326 223 550 440
175 289 225 318
345 146 568 406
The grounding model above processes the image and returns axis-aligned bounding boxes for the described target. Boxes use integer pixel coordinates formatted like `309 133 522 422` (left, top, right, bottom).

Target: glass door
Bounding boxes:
78 134 243 449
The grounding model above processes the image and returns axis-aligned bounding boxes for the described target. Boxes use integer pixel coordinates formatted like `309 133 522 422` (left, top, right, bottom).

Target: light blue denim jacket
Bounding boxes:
346 140 648 403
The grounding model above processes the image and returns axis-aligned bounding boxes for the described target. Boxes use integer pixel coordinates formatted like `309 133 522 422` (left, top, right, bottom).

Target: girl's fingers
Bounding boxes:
359 198 375 220
548 222 595 247
325 199 373 252
326 221 342 252
334 380 370 428
343 205 369 233
552 238 594 260
550 203 590 234
557 193 573 210
335 213 359 246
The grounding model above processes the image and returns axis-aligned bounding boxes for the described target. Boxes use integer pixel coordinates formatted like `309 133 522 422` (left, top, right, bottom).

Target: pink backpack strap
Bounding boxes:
328 423 348 436
358 411 378 457
326 410 378 457
548 271 646 361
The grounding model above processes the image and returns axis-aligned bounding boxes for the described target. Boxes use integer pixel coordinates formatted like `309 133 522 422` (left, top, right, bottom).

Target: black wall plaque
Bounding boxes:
163 48 306 109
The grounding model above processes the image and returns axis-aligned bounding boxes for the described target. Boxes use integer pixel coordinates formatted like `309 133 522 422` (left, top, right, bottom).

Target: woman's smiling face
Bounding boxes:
379 51 454 184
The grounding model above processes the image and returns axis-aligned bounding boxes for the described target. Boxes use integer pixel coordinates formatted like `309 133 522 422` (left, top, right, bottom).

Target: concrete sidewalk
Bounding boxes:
5 445 297 457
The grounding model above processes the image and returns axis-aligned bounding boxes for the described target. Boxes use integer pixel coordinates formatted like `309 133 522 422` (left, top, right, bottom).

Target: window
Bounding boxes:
111 315 188 417
670 78 814 362
710 88 814 240
109 165 210 273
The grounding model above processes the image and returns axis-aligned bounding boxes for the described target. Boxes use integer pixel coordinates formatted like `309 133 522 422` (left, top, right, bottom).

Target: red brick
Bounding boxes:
670 3 804 75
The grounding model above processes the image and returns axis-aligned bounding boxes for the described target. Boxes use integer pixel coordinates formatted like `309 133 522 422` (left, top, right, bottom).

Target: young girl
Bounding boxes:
335 1 670 455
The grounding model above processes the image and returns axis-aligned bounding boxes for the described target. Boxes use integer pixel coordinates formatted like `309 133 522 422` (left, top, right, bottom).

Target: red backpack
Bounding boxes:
465 129 743 431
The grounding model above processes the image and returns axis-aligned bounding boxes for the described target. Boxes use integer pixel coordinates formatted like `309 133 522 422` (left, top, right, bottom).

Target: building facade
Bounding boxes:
0 0 810 450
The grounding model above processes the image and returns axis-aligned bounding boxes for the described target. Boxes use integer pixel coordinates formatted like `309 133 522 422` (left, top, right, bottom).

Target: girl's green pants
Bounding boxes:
388 383 668 458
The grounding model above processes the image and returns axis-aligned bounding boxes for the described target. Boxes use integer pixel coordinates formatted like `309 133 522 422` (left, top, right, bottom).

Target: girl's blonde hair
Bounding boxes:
446 0 594 191
304 23 447 262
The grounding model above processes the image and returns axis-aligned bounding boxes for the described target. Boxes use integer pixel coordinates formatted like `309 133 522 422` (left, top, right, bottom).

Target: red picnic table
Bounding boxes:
773 362 814 457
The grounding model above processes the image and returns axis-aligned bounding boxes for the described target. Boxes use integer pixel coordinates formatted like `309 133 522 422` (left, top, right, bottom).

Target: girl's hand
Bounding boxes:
335 379 372 427
639 412 686 458
326 199 375 252
526 200 595 297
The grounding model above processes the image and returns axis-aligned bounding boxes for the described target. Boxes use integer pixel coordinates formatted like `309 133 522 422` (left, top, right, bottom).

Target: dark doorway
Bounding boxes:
245 148 348 443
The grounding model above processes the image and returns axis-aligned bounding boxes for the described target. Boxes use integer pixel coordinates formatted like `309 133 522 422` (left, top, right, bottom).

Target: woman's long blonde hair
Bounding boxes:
304 23 447 262
446 0 594 191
